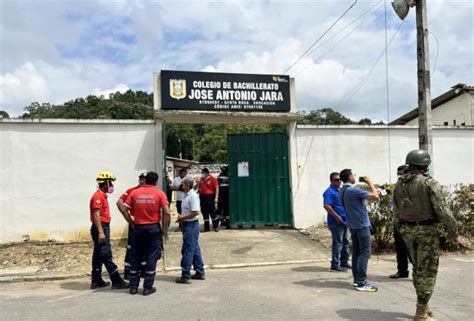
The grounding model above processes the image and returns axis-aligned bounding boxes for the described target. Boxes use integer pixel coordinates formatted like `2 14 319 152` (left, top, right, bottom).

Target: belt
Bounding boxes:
400 219 434 226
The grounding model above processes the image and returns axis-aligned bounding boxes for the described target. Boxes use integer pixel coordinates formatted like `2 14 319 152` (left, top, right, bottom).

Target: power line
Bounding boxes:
284 0 358 73
335 19 406 110
292 1 384 77
384 0 392 183
429 30 440 74
304 1 383 62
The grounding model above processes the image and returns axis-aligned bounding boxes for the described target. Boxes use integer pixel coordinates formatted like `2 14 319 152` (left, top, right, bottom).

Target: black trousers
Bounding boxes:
394 227 411 273
200 194 219 231
129 224 163 289
90 224 120 283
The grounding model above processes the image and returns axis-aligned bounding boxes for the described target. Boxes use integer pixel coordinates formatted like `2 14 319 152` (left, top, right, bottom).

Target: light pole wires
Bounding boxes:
283 0 358 74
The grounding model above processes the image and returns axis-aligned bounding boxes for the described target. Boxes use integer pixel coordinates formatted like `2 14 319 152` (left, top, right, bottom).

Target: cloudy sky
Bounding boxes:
1 0 473 120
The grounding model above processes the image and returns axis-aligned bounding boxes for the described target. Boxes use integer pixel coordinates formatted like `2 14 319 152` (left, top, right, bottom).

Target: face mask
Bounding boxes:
107 186 115 194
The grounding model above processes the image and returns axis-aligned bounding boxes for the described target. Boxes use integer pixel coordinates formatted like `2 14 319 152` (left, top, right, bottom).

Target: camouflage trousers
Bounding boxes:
399 224 440 305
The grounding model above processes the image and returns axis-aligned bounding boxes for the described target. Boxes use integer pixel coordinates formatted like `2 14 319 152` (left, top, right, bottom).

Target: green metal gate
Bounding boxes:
228 133 292 226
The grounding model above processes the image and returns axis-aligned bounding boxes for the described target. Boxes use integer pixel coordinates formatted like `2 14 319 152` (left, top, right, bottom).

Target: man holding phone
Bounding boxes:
339 169 379 292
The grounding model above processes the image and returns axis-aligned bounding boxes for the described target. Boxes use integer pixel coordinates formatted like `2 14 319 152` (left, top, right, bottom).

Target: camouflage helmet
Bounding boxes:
405 149 431 166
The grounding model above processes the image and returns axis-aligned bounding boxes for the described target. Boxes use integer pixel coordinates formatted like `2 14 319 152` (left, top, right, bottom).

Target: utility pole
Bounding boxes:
415 0 433 156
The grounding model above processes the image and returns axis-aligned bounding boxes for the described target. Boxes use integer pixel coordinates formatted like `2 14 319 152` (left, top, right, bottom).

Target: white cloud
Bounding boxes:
92 83 130 98
0 0 472 119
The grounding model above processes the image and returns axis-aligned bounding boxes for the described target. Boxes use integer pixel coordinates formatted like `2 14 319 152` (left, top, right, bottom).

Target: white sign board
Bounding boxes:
237 161 249 177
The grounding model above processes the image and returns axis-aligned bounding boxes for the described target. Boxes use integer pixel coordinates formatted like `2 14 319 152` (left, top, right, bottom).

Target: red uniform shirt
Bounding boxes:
199 175 219 196
119 186 140 202
89 189 111 223
125 185 169 225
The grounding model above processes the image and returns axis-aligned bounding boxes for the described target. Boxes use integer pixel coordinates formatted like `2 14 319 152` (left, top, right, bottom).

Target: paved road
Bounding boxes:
1 253 472 321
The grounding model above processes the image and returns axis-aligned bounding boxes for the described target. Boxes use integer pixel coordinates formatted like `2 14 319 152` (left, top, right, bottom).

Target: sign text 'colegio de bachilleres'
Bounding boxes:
160 70 290 112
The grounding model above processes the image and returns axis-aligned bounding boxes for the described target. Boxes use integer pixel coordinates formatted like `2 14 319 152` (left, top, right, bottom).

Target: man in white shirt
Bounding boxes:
175 178 205 284
170 168 188 215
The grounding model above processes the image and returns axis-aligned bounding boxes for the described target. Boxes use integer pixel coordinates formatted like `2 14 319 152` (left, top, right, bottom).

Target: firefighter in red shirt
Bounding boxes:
116 172 147 280
198 168 219 232
122 171 171 295
89 171 129 290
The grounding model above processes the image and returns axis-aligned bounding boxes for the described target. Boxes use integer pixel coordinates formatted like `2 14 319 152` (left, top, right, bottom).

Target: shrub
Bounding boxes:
361 183 473 253
437 184 474 250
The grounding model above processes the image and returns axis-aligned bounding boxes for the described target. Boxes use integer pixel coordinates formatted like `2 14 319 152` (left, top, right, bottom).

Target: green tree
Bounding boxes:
299 108 354 125
0 110 10 118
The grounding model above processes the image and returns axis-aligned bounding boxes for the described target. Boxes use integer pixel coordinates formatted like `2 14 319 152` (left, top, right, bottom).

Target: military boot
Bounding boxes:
415 304 437 321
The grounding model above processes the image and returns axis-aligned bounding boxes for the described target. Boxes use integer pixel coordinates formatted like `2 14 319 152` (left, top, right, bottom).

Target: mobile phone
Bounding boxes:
358 176 366 183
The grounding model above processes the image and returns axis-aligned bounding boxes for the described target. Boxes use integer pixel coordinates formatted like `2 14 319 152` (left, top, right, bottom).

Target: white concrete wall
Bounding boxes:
406 93 474 126
1 121 472 241
290 125 474 229
0 120 156 243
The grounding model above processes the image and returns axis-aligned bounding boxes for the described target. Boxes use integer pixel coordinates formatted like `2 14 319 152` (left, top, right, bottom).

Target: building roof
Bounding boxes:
390 84 474 125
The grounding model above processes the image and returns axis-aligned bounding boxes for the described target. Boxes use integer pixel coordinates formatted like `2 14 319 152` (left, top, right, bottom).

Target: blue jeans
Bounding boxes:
350 226 372 286
328 221 350 269
181 220 205 278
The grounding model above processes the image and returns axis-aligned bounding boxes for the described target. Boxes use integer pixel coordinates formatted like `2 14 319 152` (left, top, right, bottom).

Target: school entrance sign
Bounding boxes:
160 70 291 112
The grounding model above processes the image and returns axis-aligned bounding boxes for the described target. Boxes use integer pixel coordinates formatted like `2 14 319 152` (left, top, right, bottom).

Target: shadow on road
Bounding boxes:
291 266 330 273
60 281 90 291
336 308 412 321
294 279 350 289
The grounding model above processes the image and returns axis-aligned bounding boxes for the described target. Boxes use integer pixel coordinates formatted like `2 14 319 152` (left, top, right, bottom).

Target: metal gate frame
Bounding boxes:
227 133 292 226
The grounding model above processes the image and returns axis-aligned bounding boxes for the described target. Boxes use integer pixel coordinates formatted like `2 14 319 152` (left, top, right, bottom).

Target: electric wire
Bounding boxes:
292 1 384 77
429 30 439 75
384 0 392 183
284 0 358 73
334 19 406 110
303 1 383 62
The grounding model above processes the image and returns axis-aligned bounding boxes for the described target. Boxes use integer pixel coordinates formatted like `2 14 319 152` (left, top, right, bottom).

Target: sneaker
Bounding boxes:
191 273 206 280
111 280 130 289
352 282 358 287
91 281 110 289
330 266 347 272
355 283 378 292
129 287 138 295
143 287 157 296
175 276 191 284
341 263 352 269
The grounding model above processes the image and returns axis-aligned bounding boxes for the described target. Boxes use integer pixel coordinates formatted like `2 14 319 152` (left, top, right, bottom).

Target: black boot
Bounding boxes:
110 271 130 289
390 271 409 279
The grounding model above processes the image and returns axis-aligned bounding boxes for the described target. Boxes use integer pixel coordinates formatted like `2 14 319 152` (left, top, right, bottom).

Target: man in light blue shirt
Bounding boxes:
339 169 379 292
175 178 205 284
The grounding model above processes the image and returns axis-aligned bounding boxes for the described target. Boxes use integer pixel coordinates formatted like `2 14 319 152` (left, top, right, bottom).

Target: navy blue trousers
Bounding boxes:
90 224 120 283
129 224 162 289
200 194 218 231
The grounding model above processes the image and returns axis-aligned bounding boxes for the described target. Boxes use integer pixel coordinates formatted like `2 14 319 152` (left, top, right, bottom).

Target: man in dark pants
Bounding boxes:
175 177 205 284
198 168 219 232
122 172 170 296
217 166 230 229
390 165 411 279
339 169 380 292
89 171 129 290
116 172 146 280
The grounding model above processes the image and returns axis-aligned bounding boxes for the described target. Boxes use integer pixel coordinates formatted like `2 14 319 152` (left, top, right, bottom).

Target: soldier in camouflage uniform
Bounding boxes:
393 150 459 321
